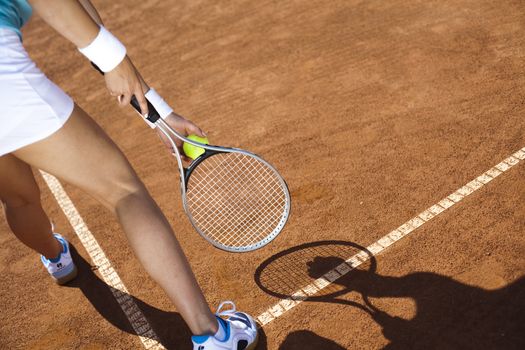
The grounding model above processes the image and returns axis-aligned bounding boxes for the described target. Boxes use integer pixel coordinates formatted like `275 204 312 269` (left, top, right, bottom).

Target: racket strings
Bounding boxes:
189 157 284 246
186 152 288 248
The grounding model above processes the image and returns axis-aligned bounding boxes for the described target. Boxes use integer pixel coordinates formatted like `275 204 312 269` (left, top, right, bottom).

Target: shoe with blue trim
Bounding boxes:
192 301 259 350
40 233 77 285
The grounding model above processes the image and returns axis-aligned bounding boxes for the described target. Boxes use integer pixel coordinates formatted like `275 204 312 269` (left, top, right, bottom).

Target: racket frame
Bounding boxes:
128 96 291 252
155 118 291 252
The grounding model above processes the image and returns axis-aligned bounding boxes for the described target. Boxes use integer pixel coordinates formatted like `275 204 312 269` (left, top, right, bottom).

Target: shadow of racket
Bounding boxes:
254 240 388 321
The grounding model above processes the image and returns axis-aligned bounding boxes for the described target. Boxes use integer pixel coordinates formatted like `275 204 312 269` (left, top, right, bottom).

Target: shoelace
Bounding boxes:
215 301 237 319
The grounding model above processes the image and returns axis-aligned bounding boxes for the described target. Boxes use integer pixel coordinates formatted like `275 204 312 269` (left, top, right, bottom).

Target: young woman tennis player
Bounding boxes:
0 1 258 349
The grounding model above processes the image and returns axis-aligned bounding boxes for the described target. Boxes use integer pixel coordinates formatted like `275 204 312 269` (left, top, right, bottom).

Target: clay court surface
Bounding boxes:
1 0 525 348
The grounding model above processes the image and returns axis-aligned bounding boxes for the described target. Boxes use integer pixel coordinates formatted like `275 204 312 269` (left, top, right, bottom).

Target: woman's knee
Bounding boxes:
93 164 148 210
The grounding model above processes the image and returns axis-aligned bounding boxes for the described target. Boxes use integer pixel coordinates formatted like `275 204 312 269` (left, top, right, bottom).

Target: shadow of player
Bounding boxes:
308 256 525 349
256 241 525 350
64 245 268 350
279 330 346 349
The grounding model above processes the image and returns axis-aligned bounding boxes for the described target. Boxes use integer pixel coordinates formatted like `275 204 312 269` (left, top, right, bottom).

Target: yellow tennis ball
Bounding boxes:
183 134 209 160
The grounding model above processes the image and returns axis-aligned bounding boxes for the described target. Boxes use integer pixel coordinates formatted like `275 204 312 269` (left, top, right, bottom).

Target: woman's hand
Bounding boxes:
156 113 207 162
104 56 149 116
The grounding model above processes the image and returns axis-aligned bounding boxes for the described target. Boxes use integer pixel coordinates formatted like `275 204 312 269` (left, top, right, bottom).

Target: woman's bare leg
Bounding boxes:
0 155 62 259
13 104 217 335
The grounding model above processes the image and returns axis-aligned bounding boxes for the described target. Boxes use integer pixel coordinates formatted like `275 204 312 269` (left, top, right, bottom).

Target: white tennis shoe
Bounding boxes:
192 301 259 350
40 233 77 285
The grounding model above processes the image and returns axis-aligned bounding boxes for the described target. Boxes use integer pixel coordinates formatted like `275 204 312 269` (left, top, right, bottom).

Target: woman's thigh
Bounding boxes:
13 104 145 209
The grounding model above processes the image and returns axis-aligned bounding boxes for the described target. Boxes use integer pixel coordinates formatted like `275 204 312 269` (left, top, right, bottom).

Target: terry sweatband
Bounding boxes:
78 26 126 72
142 88 174 128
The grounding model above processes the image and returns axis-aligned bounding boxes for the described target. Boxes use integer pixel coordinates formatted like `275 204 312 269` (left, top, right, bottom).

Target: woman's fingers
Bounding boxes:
104 57 149 115
184 120 207 137
191 126 207 138
134 84 149 116
119 93 131 106
113 85 147 115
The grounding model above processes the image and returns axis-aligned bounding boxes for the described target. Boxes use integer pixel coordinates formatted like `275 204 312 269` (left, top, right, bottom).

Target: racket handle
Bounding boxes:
91 62 161 124
130 96 161 124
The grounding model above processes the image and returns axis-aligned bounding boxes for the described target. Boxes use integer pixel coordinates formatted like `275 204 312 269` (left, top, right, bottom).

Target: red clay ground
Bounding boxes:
1 0 524 349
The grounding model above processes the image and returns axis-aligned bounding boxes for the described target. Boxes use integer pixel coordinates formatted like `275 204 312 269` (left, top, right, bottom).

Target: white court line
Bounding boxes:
256 147 525 326
40 172 165 350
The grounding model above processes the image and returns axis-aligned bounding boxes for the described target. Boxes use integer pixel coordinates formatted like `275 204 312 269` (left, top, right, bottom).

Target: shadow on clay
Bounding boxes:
255 240 525 350
64 245 268 350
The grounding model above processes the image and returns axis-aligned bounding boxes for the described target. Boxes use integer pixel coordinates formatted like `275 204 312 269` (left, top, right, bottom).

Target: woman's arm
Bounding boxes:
28 0 149 114
29 0 99 49
77 0 151 94
29 0 206 153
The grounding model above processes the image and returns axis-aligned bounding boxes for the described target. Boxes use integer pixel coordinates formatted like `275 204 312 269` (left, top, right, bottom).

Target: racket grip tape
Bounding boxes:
90 62 161 124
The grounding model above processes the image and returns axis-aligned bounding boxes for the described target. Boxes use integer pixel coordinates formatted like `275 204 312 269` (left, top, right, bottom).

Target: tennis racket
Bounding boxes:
141 99 291 252
109 91 289 254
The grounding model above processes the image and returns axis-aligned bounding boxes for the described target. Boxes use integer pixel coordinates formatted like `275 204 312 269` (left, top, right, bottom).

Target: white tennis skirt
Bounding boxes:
0 28 74 156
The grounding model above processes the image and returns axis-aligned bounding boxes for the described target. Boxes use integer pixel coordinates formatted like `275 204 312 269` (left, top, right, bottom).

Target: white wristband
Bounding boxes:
145 89 173 119
144 88 173 128
78 26 126 72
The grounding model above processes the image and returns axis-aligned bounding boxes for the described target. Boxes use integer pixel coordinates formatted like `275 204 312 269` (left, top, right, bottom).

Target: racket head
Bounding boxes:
182 148 291 252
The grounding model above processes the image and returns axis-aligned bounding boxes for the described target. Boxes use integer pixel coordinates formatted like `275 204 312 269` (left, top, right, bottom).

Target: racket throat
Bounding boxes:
183 149 221 186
